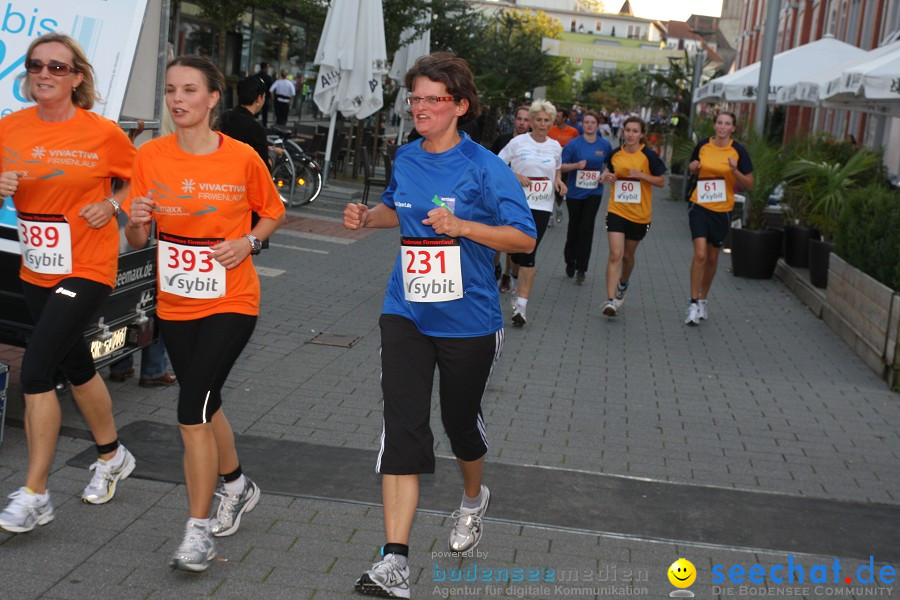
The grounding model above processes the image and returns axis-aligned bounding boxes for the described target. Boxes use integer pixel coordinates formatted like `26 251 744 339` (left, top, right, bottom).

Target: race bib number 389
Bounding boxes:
18 212 73 274
158 232 226 299
401 237 463 303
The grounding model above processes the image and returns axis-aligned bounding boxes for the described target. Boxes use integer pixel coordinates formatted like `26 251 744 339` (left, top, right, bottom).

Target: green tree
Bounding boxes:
580 68 646 111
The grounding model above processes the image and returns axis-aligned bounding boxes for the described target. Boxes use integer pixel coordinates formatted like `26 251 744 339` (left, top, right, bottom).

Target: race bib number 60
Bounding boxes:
401 237 463 303
613 178 641 204
158 232 226 299
18 211 73 274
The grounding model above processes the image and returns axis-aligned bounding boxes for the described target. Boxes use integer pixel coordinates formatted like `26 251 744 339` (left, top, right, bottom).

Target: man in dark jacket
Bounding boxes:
257 62 274 128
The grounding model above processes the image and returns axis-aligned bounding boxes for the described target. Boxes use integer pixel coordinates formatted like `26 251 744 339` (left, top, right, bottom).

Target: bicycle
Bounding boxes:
267 126 323 207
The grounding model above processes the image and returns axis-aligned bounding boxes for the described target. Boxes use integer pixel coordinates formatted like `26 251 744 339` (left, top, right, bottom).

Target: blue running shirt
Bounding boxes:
381 133 536 337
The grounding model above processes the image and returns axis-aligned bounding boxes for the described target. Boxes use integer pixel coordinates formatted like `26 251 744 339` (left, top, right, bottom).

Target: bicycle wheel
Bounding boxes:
291 160 323 206
271 155 296 206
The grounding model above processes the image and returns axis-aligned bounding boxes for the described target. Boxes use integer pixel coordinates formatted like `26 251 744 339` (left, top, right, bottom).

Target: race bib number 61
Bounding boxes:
158 232 226 299
697 178 727 204
401 237 463 303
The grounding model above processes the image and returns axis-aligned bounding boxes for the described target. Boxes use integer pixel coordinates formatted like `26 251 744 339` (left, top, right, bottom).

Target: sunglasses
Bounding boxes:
24 59 78 76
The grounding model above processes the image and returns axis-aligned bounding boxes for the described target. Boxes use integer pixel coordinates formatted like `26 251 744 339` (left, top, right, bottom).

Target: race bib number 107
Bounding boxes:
158 232 226 299
401 237 463 303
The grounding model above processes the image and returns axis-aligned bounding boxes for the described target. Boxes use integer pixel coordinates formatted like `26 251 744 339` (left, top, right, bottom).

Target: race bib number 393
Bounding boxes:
18 212 73 274
158 232 226 299
401 237 463 303
613 178 641 204
697 178 727 204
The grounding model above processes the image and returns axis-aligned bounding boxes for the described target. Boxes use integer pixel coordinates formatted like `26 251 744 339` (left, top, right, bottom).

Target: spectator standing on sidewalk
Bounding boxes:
108 337 176 387
125 55 285 572
269 70 295 127
343 52 535 599
256 62 273 127
598 116 667 317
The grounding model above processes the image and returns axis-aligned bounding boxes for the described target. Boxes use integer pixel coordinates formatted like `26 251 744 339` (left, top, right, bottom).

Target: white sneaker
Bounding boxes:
512 306 526 327
83 445 136 504
698 300 708 320
601 299 618 317
449 485 491 552
355 553 411 598
0 487 54 533
615 282 628 304
170 521 216 572
685 302 700 325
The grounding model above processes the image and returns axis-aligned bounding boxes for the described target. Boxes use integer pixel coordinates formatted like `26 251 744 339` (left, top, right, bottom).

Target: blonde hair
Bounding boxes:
529 99 556 121
22 33 97 109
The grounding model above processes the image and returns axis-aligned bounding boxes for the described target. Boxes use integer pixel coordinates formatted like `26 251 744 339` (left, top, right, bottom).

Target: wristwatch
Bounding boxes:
244 233 263 255
106 197 121 217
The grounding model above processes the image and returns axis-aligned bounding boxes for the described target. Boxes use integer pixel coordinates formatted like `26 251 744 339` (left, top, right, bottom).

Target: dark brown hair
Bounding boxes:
715 111 737 127
22 33 96 109
166 55 225 125
404 51 480 123
622 116 647 143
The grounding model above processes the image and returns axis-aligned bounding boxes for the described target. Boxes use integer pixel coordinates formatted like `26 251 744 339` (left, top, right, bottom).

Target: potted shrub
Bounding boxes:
730 130 784 279
783 148 879 288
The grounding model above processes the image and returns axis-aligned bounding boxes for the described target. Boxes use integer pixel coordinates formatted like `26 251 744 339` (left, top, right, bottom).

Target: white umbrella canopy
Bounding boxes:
313 0 388 183
389 26 431 142
694 70 742 103
775 46 867 106
823 41 900 101
695 36 861 104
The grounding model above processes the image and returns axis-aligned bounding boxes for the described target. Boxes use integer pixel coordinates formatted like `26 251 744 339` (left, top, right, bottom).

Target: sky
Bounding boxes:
627 0 724 21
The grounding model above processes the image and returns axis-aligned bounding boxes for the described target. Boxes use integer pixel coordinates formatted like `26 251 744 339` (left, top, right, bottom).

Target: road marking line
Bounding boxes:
268 242 329 255
275 229 355 245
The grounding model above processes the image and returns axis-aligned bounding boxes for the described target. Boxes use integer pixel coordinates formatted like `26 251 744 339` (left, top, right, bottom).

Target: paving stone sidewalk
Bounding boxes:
0 181 896 599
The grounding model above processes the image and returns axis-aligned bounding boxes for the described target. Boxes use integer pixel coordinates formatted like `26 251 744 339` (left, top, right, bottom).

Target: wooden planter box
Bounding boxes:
822 254 900 389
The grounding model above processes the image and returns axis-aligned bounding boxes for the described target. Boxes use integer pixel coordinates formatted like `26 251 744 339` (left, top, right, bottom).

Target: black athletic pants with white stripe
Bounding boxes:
376 314 503 475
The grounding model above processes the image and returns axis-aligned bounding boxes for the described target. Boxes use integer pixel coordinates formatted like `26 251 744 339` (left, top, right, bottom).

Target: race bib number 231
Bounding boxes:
401 237 463 303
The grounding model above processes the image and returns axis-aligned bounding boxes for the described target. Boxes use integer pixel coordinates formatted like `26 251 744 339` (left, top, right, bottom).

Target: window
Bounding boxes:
571 19 577 32
595 21 602 32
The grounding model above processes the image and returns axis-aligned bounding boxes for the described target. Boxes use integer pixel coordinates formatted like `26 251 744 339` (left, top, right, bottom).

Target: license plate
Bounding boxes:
89 326 128 360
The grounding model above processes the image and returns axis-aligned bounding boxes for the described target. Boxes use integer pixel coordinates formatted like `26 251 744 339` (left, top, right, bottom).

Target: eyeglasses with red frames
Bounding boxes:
405 95 457 106
24 59 79 76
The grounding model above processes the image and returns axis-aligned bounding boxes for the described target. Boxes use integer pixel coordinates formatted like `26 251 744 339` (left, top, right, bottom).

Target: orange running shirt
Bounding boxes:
548 124 579 148
0 107 135 288
605 144 667 224
689 138 754 213
125 134 284 320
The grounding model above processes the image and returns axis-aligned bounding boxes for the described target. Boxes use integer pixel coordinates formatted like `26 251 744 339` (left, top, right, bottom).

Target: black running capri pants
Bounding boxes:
20 278 111 394
376 314 504 475
511 209 551 268
159 313 257 425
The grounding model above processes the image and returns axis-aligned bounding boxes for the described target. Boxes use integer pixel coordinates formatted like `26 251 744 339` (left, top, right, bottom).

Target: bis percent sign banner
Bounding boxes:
0 0 148 122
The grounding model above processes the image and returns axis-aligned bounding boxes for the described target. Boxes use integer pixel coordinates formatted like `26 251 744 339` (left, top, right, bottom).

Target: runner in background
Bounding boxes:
598 116 667 317
498 100 566 327
684 112 753 325
491 105 531 294
344 52 535 599
547 107 579 227
125 55 285 572
560 110 613 284
0 33 136 533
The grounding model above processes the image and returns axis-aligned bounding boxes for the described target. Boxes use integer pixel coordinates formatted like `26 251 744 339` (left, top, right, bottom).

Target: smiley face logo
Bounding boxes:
668 558 696 588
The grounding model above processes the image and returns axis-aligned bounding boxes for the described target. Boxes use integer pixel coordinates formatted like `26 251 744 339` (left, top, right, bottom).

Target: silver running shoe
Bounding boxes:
0 487 54 533
449 485 491 552
170 521 216 572
82 445 136 504
601 299 618 317
355 554 411 598
210 477 261 537
615 282 628 304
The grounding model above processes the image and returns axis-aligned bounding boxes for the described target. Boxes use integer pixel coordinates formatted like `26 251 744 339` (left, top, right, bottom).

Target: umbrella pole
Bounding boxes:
397 115 406 144
322 111 338 187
